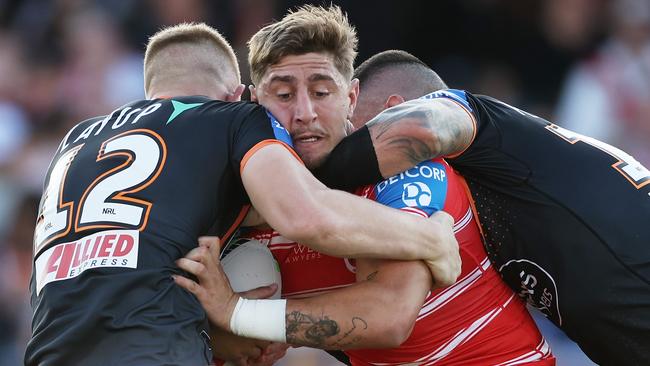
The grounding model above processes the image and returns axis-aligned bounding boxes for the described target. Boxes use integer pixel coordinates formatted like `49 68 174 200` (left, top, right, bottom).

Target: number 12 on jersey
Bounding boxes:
34 129 167 257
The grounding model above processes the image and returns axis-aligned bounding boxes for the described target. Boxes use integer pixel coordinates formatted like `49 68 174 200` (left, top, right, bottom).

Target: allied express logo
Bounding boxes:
35 230 139 295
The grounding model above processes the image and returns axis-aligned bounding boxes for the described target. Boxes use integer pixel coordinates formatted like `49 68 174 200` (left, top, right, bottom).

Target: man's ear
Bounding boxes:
226 84 246 102
347 78 360 119
249 85 258 102
384 94 406 109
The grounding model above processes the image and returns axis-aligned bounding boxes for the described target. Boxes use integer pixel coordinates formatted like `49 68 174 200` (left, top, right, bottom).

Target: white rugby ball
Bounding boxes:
221 239 282 299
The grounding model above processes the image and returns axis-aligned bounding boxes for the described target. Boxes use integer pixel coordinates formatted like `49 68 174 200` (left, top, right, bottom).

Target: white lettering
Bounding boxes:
132 103 162 124
111 107 132 129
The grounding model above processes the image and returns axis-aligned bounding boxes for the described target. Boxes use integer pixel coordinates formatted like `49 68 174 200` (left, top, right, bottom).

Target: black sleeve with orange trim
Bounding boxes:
313 125 383 192
230 104 299 175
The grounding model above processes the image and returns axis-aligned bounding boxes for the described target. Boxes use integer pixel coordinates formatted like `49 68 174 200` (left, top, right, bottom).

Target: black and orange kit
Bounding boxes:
26 96 294 366
325 89 650 366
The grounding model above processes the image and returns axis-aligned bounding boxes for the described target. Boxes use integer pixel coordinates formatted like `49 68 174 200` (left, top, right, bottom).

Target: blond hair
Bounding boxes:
143 22 240 94
248 5 357 85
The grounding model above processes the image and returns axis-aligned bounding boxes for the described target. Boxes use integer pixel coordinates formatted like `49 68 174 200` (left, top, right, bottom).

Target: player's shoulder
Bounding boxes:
366 159 450 210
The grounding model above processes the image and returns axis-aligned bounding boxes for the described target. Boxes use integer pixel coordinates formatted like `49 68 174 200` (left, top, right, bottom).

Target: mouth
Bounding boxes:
294 134 324 144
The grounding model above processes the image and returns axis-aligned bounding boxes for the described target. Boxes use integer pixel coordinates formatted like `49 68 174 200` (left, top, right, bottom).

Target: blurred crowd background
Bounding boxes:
1 0 648 365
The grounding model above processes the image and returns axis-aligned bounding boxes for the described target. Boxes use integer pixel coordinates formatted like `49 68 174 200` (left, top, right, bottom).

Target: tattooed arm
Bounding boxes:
175 239 432 350
366 98 474 178
314 98 474 190
284 258 431 349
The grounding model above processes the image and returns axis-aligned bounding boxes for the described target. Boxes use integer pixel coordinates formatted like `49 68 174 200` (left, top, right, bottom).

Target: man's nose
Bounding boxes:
293 90 317 124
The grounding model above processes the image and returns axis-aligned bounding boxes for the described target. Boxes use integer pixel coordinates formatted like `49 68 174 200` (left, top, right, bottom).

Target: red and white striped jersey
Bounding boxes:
244 159 555 365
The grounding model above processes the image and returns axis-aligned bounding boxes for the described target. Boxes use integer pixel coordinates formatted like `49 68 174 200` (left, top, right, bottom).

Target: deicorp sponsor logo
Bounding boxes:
35 230 139 295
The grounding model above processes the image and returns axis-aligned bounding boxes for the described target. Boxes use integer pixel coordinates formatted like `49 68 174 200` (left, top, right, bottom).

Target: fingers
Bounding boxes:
430 210 454 226
238 283 278 300
183 246 212 262
198 236 223 261
198 236 220 248
172 274 202 297
176 257 208 277
250 343 289 365
424 255 461 289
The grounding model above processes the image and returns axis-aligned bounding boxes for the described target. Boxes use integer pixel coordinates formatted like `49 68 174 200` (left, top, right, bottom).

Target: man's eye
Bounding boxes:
277 93 292 100
314 91 330 98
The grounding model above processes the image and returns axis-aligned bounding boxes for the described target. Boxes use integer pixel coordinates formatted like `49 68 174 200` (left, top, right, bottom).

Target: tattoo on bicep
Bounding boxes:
439 108 473 155
368 109 438 165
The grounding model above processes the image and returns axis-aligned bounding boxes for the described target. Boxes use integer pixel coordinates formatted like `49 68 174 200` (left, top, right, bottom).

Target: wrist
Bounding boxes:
222 294 242 332
229 298 287 342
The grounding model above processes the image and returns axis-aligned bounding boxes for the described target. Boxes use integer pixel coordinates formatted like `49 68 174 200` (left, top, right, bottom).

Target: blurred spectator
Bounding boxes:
0 194 39 366
556 0 650 165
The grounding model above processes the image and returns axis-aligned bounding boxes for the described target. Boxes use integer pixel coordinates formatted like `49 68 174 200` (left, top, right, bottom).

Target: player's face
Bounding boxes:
253 52 359 169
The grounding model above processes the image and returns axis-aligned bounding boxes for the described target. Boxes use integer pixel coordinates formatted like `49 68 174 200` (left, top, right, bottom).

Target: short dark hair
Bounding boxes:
354 50 447 94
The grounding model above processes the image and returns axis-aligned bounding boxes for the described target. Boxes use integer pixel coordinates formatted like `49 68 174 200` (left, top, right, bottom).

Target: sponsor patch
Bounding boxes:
499 259 562 325
265 110 294 147
35 230 139 295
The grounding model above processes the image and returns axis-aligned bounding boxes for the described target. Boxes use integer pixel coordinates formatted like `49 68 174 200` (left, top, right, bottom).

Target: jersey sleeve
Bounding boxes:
370 160 449 218
231 105 300 175
439 91 542 186
313 125 383 192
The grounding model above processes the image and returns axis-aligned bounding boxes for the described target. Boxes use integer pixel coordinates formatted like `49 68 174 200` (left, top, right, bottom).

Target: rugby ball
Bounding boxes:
221 239 282 299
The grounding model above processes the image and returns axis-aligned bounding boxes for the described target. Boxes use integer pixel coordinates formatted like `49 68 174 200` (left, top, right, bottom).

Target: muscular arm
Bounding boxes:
367 98 474 178
284 258 431 349
315 98 474 190
242 144 458 267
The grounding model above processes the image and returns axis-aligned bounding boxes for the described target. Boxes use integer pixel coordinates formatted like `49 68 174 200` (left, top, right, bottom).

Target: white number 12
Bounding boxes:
34 129 166 256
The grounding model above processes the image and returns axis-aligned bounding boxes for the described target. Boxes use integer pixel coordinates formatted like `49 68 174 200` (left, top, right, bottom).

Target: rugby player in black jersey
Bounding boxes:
25 26 462 366
320 49 649 366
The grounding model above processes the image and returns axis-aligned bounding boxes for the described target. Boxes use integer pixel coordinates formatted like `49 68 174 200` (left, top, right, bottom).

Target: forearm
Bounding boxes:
285 260 430 349
302 189 451 261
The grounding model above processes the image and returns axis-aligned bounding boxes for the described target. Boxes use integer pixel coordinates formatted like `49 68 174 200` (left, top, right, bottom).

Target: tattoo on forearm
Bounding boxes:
331 317 368 348
366 271 379 281
286 311 339 346
285 311 368 349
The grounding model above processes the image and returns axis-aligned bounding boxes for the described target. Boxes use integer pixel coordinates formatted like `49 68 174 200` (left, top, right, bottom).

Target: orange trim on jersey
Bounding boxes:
75 129 167 233
546 124 650 189
239 139 303 176
444 99 478 159
35 144 84 256
221 205 251 245
456 175 486 240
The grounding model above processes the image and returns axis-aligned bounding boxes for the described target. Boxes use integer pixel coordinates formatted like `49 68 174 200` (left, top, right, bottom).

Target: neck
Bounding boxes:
148 82 228 101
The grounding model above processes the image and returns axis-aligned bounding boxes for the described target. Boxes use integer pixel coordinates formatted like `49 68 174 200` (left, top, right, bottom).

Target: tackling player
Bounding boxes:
175 6 554 366
25 24 462 366
342 49 650 366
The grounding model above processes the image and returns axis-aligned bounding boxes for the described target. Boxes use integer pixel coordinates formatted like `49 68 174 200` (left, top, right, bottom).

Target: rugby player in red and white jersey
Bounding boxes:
175 6 555 366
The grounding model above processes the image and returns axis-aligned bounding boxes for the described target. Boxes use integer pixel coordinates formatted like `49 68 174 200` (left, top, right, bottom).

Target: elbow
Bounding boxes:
368 297 419 348
376 312 416 348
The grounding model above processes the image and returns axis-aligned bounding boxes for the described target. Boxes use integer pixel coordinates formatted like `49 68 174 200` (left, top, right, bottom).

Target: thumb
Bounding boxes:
238 283 279 299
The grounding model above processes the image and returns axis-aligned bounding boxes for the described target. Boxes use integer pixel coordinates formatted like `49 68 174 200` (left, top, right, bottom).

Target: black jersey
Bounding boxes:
422 90 649 365
26 96 294 366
